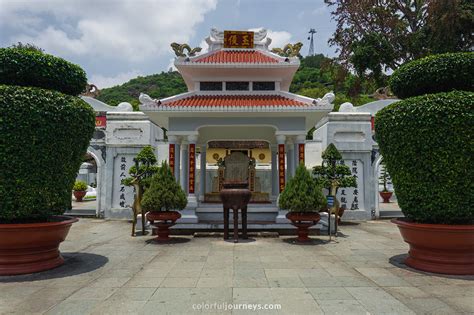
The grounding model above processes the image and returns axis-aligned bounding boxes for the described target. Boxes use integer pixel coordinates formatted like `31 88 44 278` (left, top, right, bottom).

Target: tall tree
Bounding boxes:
325 0 473 72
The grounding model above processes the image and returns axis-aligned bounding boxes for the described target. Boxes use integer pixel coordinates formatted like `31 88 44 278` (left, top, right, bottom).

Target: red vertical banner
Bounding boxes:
188 144 195 194
298 143 305 165
278 144 285 193
169 144 175 176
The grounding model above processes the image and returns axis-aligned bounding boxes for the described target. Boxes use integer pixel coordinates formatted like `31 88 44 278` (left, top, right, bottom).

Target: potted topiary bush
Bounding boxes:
279 164 327 242
378 162 392 203
73 180 88 202
142 162 187 241
0 46 95 275
376 52 474 275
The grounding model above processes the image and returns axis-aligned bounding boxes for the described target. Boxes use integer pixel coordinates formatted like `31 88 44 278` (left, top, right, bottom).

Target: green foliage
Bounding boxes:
378 163 390 192
10 42 44 53
122 145 159 189
96 71 187 107
375 91 474 224
73 180 88 191
0 48 87 96
0 85 95 222
313 144 357 191
389 52 474 99
279 165 327 213
141 162 187 212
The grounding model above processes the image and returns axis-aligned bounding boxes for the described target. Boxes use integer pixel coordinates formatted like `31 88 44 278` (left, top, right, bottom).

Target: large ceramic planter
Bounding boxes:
393 219 474 275
73 190 87 202
286 212 321 242
379 191 393 203
146 211 181 242
0 216 78 275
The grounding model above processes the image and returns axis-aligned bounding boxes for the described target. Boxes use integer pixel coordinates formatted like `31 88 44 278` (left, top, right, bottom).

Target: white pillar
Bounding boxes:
168 135 179 182
186 134 198 208
175 143 181 183
286 140 294 179
295 134 306 169
276 135 290 223
180 140 188 192
199 144 206 202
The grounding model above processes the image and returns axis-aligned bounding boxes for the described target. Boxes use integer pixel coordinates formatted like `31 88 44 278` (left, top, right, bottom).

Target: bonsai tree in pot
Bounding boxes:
279 164 327 242
378 162 392 203
122 146 159 236
0 46 95 275
73 180 88 202
142 162 187 242
376 52 474 275
313 144 357 227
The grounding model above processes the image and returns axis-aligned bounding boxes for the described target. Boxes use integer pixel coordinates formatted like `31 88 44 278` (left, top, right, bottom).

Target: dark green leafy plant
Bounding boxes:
378 162 390 192
389 52 474 99
279 165 327 213
375 91 474 224
313 144 357 195
0 85 95 222
141 162 187 212
73 180 88 191
122 145 159 189
0 48 87 96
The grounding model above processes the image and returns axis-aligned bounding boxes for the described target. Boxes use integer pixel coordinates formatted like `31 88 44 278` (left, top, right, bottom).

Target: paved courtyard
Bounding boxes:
1 219 473 314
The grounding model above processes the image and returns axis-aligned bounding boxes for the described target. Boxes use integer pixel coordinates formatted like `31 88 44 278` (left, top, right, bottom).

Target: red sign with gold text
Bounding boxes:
95 116 106 128
298 143 305 165
169 144 175 176
224 30 254 48
278 144 285 193
188 144 196 194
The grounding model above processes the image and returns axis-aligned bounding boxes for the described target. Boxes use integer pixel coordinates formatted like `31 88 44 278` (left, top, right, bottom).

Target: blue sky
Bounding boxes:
0 0 337 88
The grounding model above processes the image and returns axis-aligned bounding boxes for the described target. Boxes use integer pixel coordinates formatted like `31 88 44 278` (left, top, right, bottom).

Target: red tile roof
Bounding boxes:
193 50 280 64
164 95 307 107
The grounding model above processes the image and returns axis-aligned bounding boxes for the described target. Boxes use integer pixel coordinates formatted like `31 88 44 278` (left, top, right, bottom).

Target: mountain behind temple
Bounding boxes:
95 54 377 111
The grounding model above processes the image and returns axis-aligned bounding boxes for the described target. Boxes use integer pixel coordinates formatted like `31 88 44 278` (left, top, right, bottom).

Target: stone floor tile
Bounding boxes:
159 277 198 288
369 275 412 287
443 296 474 313
346 287 414 314
107 287 157 301
419 284 474 298
269 288 314 301
318 299 369 315
123 276 164 288
308 287 354 301
384 286 430 299
233 288 273 301
277 299 323 314
267 276 305 288
197 277 233 288
232 277 269 288
91 300 147 315
67 287 118 300
402 297 459 314
45 299 101 315
90 276 131 288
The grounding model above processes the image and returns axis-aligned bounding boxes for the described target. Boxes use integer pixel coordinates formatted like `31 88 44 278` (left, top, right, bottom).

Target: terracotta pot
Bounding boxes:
0 216 78 275
286 212 321 242
393 218 474 275
73 190 87 202
379 191 393 203
146 211 181 241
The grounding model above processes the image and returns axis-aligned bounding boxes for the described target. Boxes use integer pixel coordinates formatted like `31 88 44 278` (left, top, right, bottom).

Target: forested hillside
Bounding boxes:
96 54 378 111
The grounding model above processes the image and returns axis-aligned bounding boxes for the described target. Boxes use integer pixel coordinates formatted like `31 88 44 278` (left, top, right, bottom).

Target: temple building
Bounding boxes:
78 28 400 227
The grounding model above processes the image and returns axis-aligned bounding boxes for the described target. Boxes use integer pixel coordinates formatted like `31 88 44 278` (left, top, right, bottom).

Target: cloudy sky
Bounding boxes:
0 0 337 88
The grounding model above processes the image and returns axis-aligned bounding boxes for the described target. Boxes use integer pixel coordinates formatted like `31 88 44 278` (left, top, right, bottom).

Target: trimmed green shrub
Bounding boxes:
279 165 327 212
73 180 88 191
141 162 187 212
0 48 87 96
389 52 474 99
375 91 474 224
0 85 95 222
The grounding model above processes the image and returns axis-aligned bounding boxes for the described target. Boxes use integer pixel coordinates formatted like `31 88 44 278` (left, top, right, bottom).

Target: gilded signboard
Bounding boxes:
224 30 254 48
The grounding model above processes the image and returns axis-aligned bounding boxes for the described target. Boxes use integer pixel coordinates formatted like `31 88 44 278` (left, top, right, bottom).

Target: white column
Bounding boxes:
276 135 290 223
175 143 181 183
199 144 206 202
178 135 199 223
168 135 179 181
295 134 306 168
271 144 278 199
186 134 198 208
286 140 294 179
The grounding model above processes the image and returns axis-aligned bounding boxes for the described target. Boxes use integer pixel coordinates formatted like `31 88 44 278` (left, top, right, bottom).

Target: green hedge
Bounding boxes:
389 53 474 99
0 48 87 96
375 91 474 224
0 85 95 222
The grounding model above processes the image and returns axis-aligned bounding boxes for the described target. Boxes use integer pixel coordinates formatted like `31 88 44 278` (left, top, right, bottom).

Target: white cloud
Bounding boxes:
90 70 142 89
248 27 293 49
1 0 218 61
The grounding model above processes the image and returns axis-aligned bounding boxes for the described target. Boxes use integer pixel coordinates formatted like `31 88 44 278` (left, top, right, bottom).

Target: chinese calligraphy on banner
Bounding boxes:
224 31 254 48
114 155 134 208
278 144 285 192
298 143 305 165
336 159 364 211
188 144 196 194
169 144 175 175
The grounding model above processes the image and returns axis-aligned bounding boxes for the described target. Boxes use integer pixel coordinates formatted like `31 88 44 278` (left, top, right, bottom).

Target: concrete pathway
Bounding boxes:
0 219 472 314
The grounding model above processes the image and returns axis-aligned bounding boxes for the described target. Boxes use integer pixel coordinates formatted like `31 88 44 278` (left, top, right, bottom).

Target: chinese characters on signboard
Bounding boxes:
298 143 305 165
278 144 285 192
223 31 254 48
95 115 106 128
169 144 175 176
188 144 196 194
114 155 133 209
336 160 364 211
